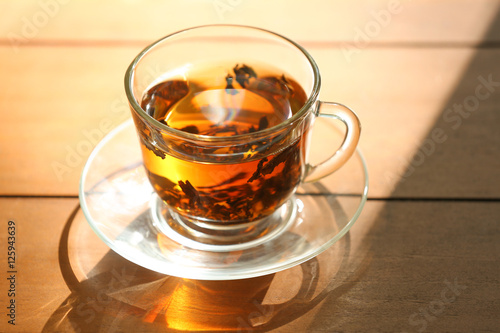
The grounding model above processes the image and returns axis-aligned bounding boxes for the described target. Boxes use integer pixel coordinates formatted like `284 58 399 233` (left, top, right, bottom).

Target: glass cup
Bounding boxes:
125 25 360 247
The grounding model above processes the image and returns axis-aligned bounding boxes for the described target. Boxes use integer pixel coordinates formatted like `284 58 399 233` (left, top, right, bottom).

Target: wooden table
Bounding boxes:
1 1 499 332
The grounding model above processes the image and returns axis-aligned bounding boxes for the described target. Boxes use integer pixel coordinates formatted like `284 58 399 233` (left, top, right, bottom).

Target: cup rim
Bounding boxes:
124 24 321 142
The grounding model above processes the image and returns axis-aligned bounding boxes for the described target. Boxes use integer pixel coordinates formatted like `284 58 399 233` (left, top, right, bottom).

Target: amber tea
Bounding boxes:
133 62 309 223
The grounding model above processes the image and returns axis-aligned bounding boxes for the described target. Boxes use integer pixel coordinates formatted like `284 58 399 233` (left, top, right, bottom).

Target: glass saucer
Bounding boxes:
79 120 368 280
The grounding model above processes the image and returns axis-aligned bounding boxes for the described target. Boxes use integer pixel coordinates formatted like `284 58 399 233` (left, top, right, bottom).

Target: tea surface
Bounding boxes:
142 63 306 136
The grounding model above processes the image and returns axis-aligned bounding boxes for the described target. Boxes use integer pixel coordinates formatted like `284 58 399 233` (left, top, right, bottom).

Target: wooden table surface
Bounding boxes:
1 1 499 332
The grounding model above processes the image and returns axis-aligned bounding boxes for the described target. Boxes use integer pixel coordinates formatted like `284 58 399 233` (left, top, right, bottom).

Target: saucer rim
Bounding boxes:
79 119 369 280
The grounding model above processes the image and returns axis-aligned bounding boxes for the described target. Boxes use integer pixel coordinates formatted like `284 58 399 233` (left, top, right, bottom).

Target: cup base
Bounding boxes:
150 196 297 252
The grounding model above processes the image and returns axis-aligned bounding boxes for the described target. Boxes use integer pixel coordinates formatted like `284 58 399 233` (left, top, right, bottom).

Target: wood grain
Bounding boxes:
0 0 499 45
1 46 498 198
304 201 500 332
1 199 498 332
0 198 78 333
0 1 499 332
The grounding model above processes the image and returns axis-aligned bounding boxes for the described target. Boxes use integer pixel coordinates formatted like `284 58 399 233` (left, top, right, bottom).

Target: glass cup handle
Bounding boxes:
304 101 361 183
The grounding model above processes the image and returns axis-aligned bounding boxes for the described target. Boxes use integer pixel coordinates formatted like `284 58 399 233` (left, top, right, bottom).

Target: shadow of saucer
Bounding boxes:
43 183 369 332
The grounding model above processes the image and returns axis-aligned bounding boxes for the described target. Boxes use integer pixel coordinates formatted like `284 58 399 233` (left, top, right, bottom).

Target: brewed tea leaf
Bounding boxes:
247 157 268 183
233 64 257 88
178 125 200 134
247 140 299 183
141 138 166 159
179 180 201 206
260 142 298 176
258 116 269 131
141 80 189 120
225 74 238 95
